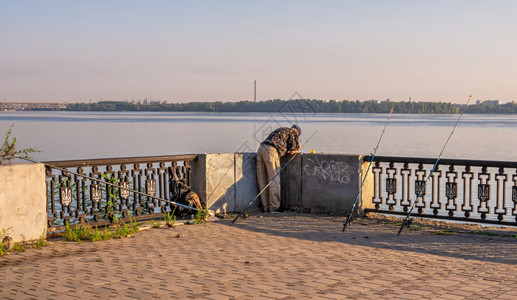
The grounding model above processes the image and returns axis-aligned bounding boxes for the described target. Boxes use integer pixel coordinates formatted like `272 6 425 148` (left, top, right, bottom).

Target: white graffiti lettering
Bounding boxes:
303 157 351 184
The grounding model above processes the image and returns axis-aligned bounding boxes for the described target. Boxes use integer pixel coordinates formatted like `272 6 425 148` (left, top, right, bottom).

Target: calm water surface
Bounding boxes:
1 111 516 162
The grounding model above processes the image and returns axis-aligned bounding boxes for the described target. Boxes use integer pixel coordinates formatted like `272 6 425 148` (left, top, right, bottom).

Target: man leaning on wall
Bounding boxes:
256 124 301 213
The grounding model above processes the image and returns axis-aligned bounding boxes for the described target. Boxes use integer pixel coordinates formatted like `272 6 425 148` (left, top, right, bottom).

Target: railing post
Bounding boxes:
0 163 47 243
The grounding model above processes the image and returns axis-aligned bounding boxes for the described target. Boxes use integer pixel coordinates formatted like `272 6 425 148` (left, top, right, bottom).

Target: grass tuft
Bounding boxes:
63 218 139 242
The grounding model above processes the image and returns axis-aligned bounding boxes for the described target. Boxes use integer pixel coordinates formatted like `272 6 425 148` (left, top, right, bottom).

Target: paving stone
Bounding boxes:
1 214 516 299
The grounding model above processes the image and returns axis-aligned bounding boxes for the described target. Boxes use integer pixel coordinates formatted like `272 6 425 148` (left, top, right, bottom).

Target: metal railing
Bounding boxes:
44 154 197 231
367 156 517 226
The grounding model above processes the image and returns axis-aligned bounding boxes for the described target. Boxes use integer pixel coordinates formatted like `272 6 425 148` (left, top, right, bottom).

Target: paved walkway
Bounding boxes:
1 213 517 299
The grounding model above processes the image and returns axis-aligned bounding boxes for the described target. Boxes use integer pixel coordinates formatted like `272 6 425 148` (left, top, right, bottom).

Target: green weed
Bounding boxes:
63 218 139 242
429 229 455 235
1 124 41 164
151 220 161 228
35 234 47 248
467 230 508 237
194 207 210 224
164 209 176 227
13 243 26 252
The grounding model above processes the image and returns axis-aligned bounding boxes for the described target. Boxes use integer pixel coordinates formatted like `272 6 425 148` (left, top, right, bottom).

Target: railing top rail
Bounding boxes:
368 155 517 168
43 154 198 168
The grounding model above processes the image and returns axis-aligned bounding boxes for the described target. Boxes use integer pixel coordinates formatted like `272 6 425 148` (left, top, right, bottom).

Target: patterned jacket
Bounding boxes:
262 127 300 157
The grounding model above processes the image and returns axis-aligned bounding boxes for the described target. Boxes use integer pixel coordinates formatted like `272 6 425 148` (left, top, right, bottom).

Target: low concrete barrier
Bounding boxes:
0 163 47 243
193 153 371 216
0 154 370 243
192 153 260 214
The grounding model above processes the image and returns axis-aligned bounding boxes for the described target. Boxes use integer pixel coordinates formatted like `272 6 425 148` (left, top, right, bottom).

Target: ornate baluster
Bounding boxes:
185 160 192 188
118 164 131 219
145 163 157 214
59 171 73 225
414 163 427 215
512 171 517 223
46 166 58 228
385 162 397 211
400 163 411 213
158 162 168 213
89 166 103 222
462 165 473 218
74 167 87 224
132 163 143 215
476 166 491 220
103 165 117 222
495 167 507 222
372 161 382 209
445 165 458 217
430 166 441 216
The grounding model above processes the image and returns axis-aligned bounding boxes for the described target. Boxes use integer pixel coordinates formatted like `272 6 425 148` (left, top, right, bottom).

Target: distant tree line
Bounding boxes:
65 99 517 114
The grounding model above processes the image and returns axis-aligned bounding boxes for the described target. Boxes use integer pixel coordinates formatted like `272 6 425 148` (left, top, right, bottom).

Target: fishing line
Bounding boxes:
397 93 473 235
342 106 394 231
17 156 200 211
231 126 320 224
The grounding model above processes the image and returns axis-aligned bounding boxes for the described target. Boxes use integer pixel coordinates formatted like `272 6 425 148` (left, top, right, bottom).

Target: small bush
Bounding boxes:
1 124 41 164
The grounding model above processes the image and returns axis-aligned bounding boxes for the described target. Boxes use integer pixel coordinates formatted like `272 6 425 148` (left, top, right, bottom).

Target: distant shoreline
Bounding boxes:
2 99 516 114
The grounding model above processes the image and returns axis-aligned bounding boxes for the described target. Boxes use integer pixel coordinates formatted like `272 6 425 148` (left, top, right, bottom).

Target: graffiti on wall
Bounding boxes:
303 157 351 185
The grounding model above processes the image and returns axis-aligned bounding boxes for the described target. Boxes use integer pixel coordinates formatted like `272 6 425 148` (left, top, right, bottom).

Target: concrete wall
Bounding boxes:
194 153 372 216
0 163 47 243
300 154 362 215
192 153 260 214
280 154 302 210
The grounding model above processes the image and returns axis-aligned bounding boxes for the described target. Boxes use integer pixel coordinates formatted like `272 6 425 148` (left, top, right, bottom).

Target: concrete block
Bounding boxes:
234 153 260 211
191 155 207 207
193 152 369 216
0 163 47 243
281 154 302 209
301 154 361 215
192 153 236 214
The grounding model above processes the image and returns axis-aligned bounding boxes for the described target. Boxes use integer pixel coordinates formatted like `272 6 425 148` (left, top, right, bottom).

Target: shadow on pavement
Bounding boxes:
222 213 517 265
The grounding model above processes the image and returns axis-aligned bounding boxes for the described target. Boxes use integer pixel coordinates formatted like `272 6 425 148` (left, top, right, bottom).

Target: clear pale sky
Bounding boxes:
1 1 516 103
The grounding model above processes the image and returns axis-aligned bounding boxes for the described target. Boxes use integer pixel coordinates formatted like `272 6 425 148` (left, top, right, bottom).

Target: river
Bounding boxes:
1 111 516 162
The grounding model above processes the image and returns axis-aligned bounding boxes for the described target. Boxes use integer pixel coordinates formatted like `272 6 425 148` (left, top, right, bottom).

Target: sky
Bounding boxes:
1 0 517 104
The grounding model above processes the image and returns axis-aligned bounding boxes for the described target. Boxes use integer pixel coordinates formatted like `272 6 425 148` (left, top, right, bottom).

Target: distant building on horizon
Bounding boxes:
365 98 392 104
476 99 501 106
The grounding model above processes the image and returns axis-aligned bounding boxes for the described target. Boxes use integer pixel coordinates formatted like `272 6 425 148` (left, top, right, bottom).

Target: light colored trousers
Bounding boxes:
256 144 281 212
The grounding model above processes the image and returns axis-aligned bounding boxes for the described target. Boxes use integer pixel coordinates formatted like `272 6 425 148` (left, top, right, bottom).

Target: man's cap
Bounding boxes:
291 124 301 135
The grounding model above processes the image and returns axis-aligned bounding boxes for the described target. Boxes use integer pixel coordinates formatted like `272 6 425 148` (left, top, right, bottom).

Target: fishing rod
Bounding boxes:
17 156 200 212
397 94 473 236
231 127 319 224
342 106 394 231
